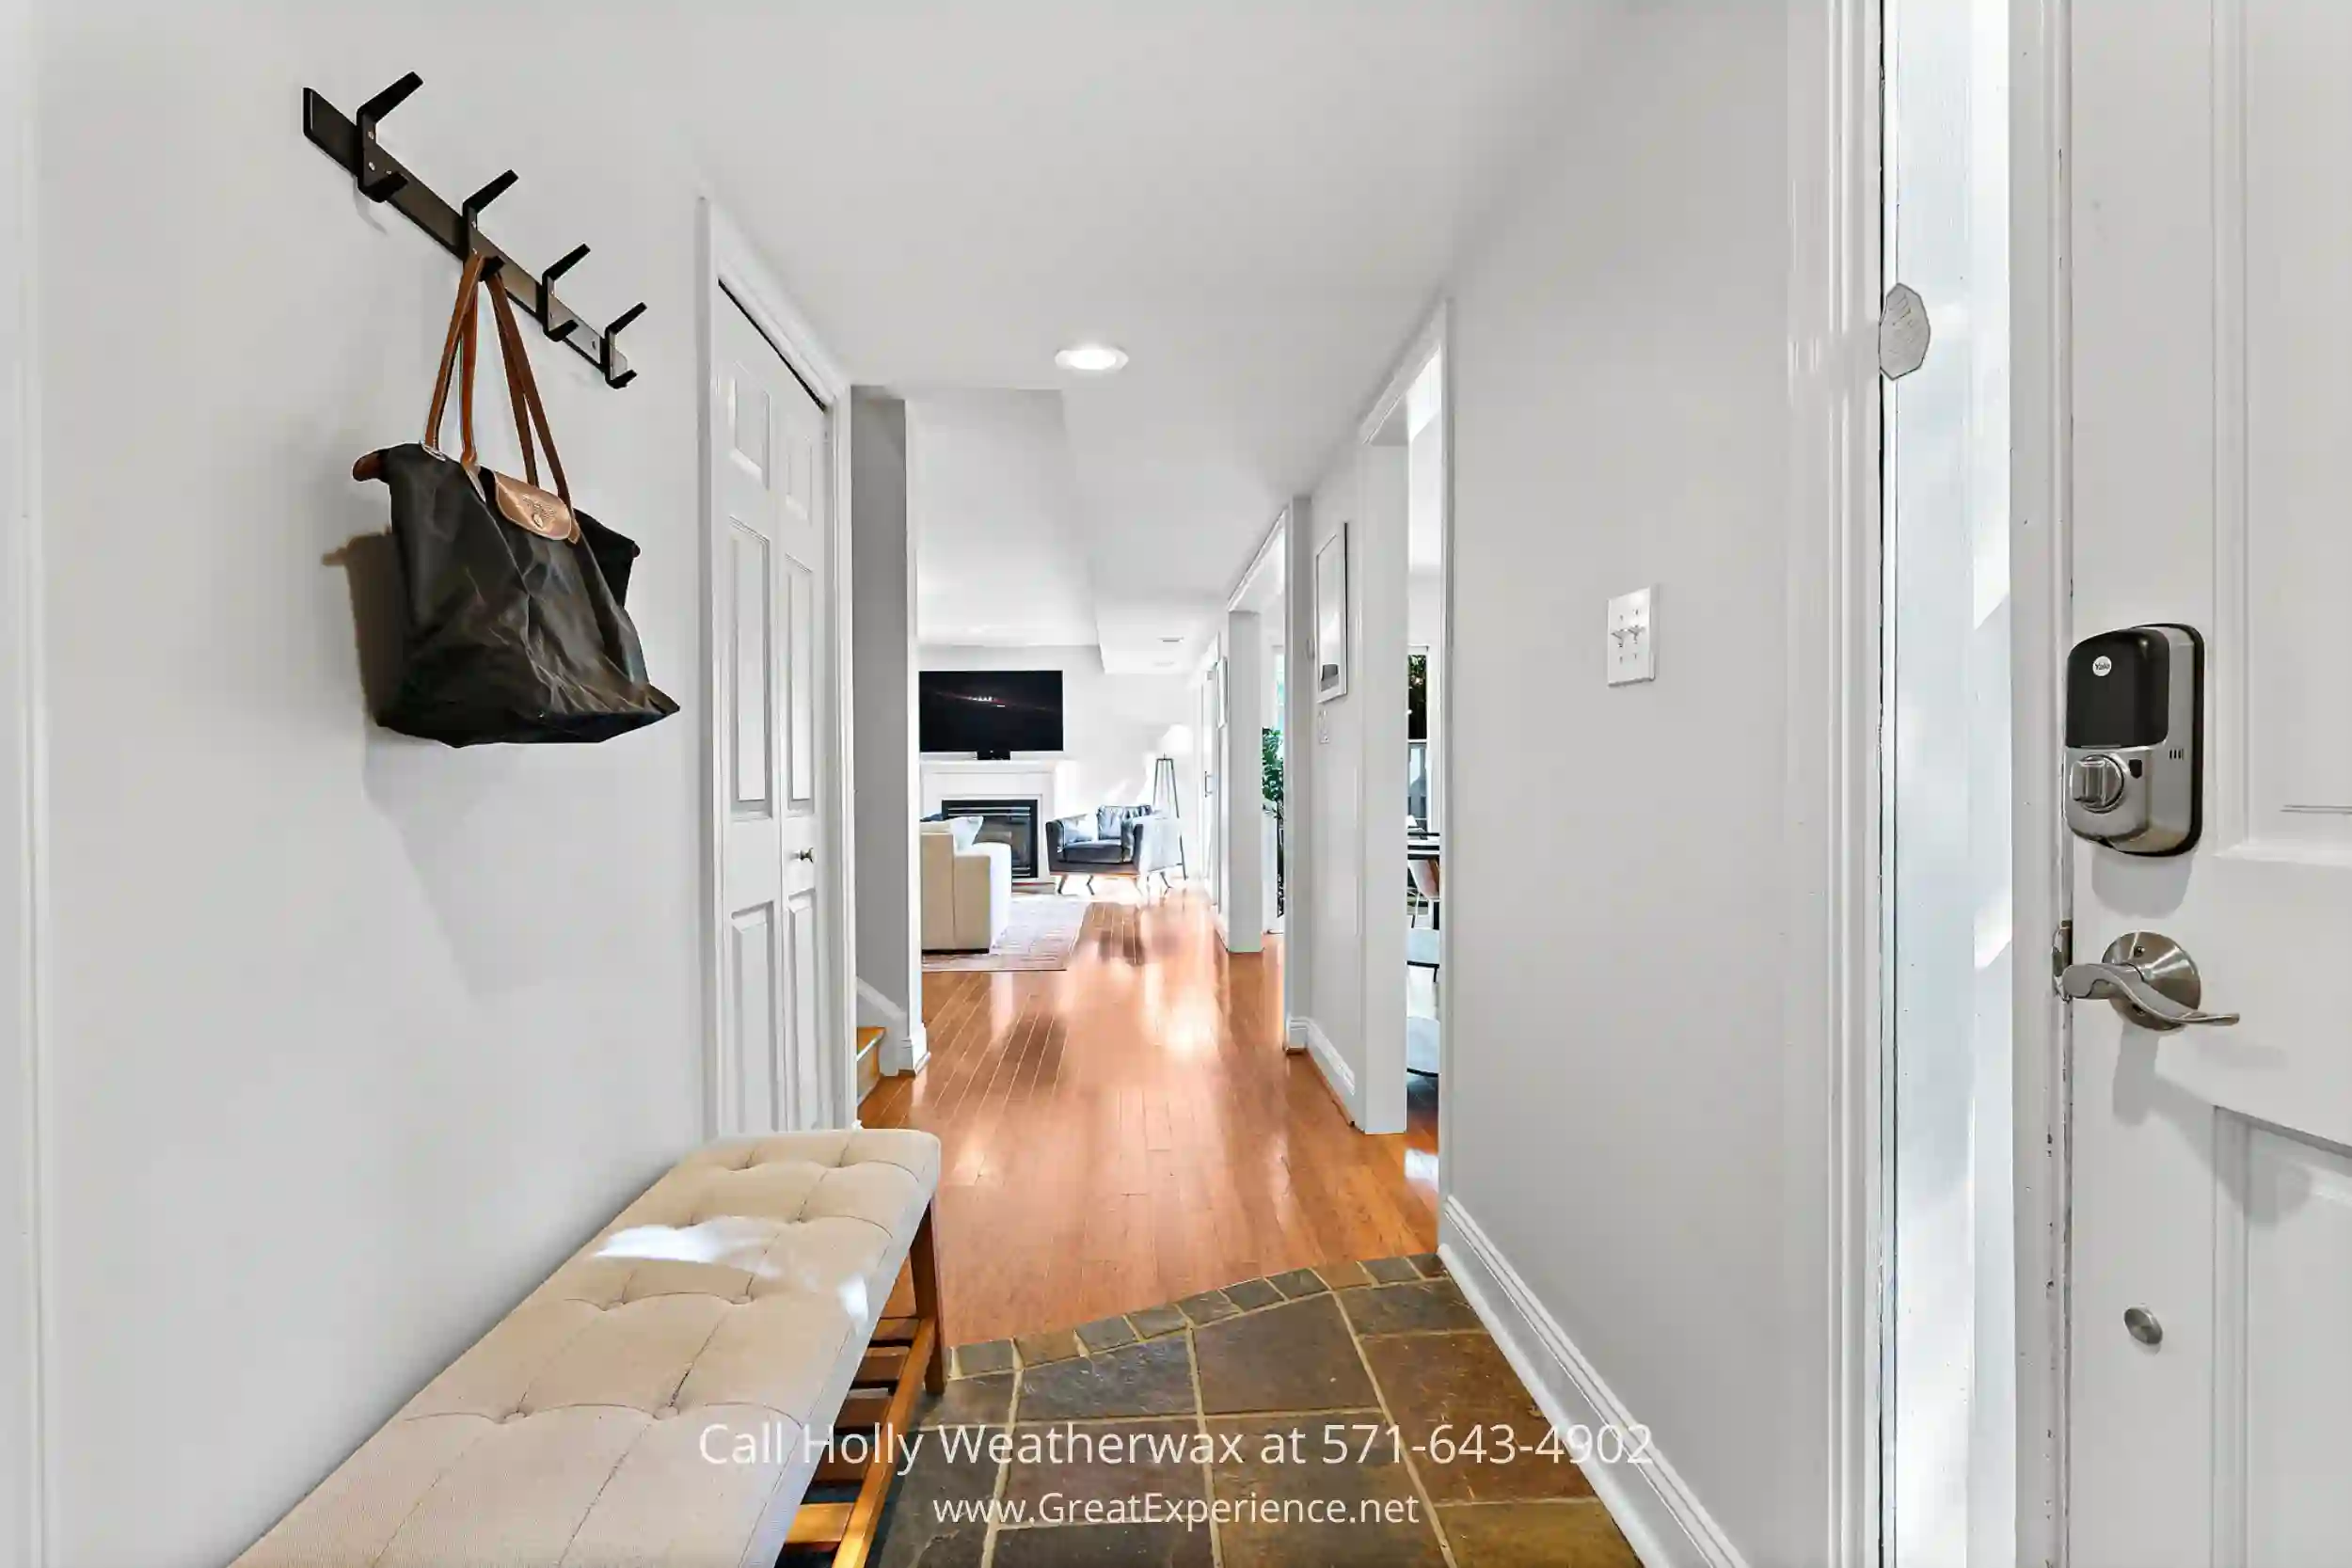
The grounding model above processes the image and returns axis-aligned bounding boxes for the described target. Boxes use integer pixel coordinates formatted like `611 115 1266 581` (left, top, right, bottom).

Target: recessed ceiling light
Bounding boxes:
1160 636 1184 644
1055 341 1129 374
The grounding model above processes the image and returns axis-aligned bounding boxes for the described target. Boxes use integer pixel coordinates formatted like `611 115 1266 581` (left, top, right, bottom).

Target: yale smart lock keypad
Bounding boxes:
2063 624 2201 856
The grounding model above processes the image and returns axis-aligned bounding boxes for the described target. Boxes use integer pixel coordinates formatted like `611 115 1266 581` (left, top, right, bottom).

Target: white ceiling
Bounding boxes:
643 3 1601 670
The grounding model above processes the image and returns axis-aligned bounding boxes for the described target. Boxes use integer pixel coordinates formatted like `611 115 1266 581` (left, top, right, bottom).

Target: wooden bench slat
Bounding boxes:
834 1390 891 1429
785 1502 852 1549
854 1345 911 1386
812 1453 869 1487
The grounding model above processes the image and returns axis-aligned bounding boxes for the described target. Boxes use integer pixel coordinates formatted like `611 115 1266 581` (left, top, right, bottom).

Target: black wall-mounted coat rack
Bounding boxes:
303 74 645 388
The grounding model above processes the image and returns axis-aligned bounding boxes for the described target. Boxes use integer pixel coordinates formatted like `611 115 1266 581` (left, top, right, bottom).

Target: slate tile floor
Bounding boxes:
862 1256 1639 1568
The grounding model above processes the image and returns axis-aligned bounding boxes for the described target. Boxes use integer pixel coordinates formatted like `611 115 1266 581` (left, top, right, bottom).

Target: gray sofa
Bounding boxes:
1046 805 1184 893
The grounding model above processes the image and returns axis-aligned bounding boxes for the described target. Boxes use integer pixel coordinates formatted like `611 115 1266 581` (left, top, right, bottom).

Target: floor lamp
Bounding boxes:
1150 754 1186 875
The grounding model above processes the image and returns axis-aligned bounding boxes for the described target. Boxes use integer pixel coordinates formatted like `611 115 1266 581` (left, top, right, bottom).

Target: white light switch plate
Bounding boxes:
1607 587 1656 686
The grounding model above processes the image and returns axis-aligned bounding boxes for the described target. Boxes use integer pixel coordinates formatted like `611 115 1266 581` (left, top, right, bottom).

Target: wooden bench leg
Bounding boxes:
910 1204 947 1394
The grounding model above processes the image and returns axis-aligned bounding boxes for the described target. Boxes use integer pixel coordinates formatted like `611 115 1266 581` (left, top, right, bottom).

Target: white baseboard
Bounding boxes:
1283 1017 1309 1054
893 1023 929 1075
855 979 928 1075
1298 1016 1357 1124
1440 1196 1747 1568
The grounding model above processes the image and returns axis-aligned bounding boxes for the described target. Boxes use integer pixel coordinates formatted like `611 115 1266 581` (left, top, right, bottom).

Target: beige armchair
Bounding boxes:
920 816 1010 952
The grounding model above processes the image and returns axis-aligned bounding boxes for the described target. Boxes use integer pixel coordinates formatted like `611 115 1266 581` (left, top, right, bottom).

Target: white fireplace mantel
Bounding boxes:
918 758 1063 824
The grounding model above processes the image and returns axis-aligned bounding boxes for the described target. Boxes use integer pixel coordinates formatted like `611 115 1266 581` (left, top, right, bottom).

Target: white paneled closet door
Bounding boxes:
712 294 827 1135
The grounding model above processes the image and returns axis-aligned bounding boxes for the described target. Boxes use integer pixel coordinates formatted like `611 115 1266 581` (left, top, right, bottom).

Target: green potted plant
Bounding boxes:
1262 728 1285 914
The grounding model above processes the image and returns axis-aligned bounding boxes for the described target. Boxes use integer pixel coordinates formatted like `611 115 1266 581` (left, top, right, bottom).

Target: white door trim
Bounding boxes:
1350 301 1459 1195
1275 501 1315 1051
1787 0 1883 1560
1222 508 1285 616
2007 0 2071 1556
2 5 51 1557
1433 316 1456 1212
1341 303 1445 1139
697 198 857 1135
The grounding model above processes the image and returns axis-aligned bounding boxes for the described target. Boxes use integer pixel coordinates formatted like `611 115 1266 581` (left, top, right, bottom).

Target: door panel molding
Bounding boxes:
2233 1120 2352 1564
782 889 819 1130
2217 0 2352 857
2210 1109 2250 1566
728 524 776 816
2212 0 2253 851
725 901 781 1134
699 198 854 1138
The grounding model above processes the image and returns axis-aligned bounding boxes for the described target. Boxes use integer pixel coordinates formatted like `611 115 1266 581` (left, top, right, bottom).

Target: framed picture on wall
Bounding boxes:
1314 525 1349 703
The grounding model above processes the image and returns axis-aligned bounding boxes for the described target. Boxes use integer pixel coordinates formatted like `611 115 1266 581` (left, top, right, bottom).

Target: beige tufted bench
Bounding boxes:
233 1129 945 1568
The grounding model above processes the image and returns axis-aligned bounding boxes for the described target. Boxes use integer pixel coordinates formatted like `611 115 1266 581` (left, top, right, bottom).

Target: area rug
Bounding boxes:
922 895 1094 974
859 1257 1642 1568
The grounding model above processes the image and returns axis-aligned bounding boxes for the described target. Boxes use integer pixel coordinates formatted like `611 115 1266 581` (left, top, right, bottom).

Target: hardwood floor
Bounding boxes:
863 887 1438 1345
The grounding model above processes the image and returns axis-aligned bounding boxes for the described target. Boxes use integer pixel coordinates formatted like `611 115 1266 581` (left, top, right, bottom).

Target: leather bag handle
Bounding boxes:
362 254 571 514
423 250 488 467
484 273 570 508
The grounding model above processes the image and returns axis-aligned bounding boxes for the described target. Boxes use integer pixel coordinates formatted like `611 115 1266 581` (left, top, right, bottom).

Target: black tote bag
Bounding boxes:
353 253 677 745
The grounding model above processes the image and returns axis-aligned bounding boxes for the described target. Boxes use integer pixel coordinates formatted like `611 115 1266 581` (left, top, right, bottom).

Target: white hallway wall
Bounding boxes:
1294 439 1407 1132
850 391 921 1062
916 643 1199 856
1295 477 1359 1098
1214 610 1265 950
27 9 734 1563
1438 3 1843 1564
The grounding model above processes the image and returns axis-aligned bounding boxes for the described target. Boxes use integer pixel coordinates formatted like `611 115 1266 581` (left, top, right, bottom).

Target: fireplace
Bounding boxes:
938 797 1042 880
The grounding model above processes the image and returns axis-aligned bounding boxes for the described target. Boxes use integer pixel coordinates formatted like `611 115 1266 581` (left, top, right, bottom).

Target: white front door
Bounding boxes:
2068 3 2352 1561
711 294 827 1135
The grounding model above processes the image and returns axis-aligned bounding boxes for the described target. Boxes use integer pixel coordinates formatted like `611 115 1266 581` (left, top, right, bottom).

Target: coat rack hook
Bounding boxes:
601 303 646 388
459 169 518 252
540 245 591 341
302 75 645 389
352 72 422 202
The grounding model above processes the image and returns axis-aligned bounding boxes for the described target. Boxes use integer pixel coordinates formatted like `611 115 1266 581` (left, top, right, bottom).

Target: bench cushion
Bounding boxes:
233 1128 941 1568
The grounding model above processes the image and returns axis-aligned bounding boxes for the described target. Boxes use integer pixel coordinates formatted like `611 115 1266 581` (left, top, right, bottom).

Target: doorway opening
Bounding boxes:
1219 518 1286 957
1399 353 1444 1142
1335 330 1447 1171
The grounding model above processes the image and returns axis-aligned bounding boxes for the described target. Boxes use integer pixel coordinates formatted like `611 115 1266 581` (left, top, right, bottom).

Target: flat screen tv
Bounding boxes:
919 670 1064 756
